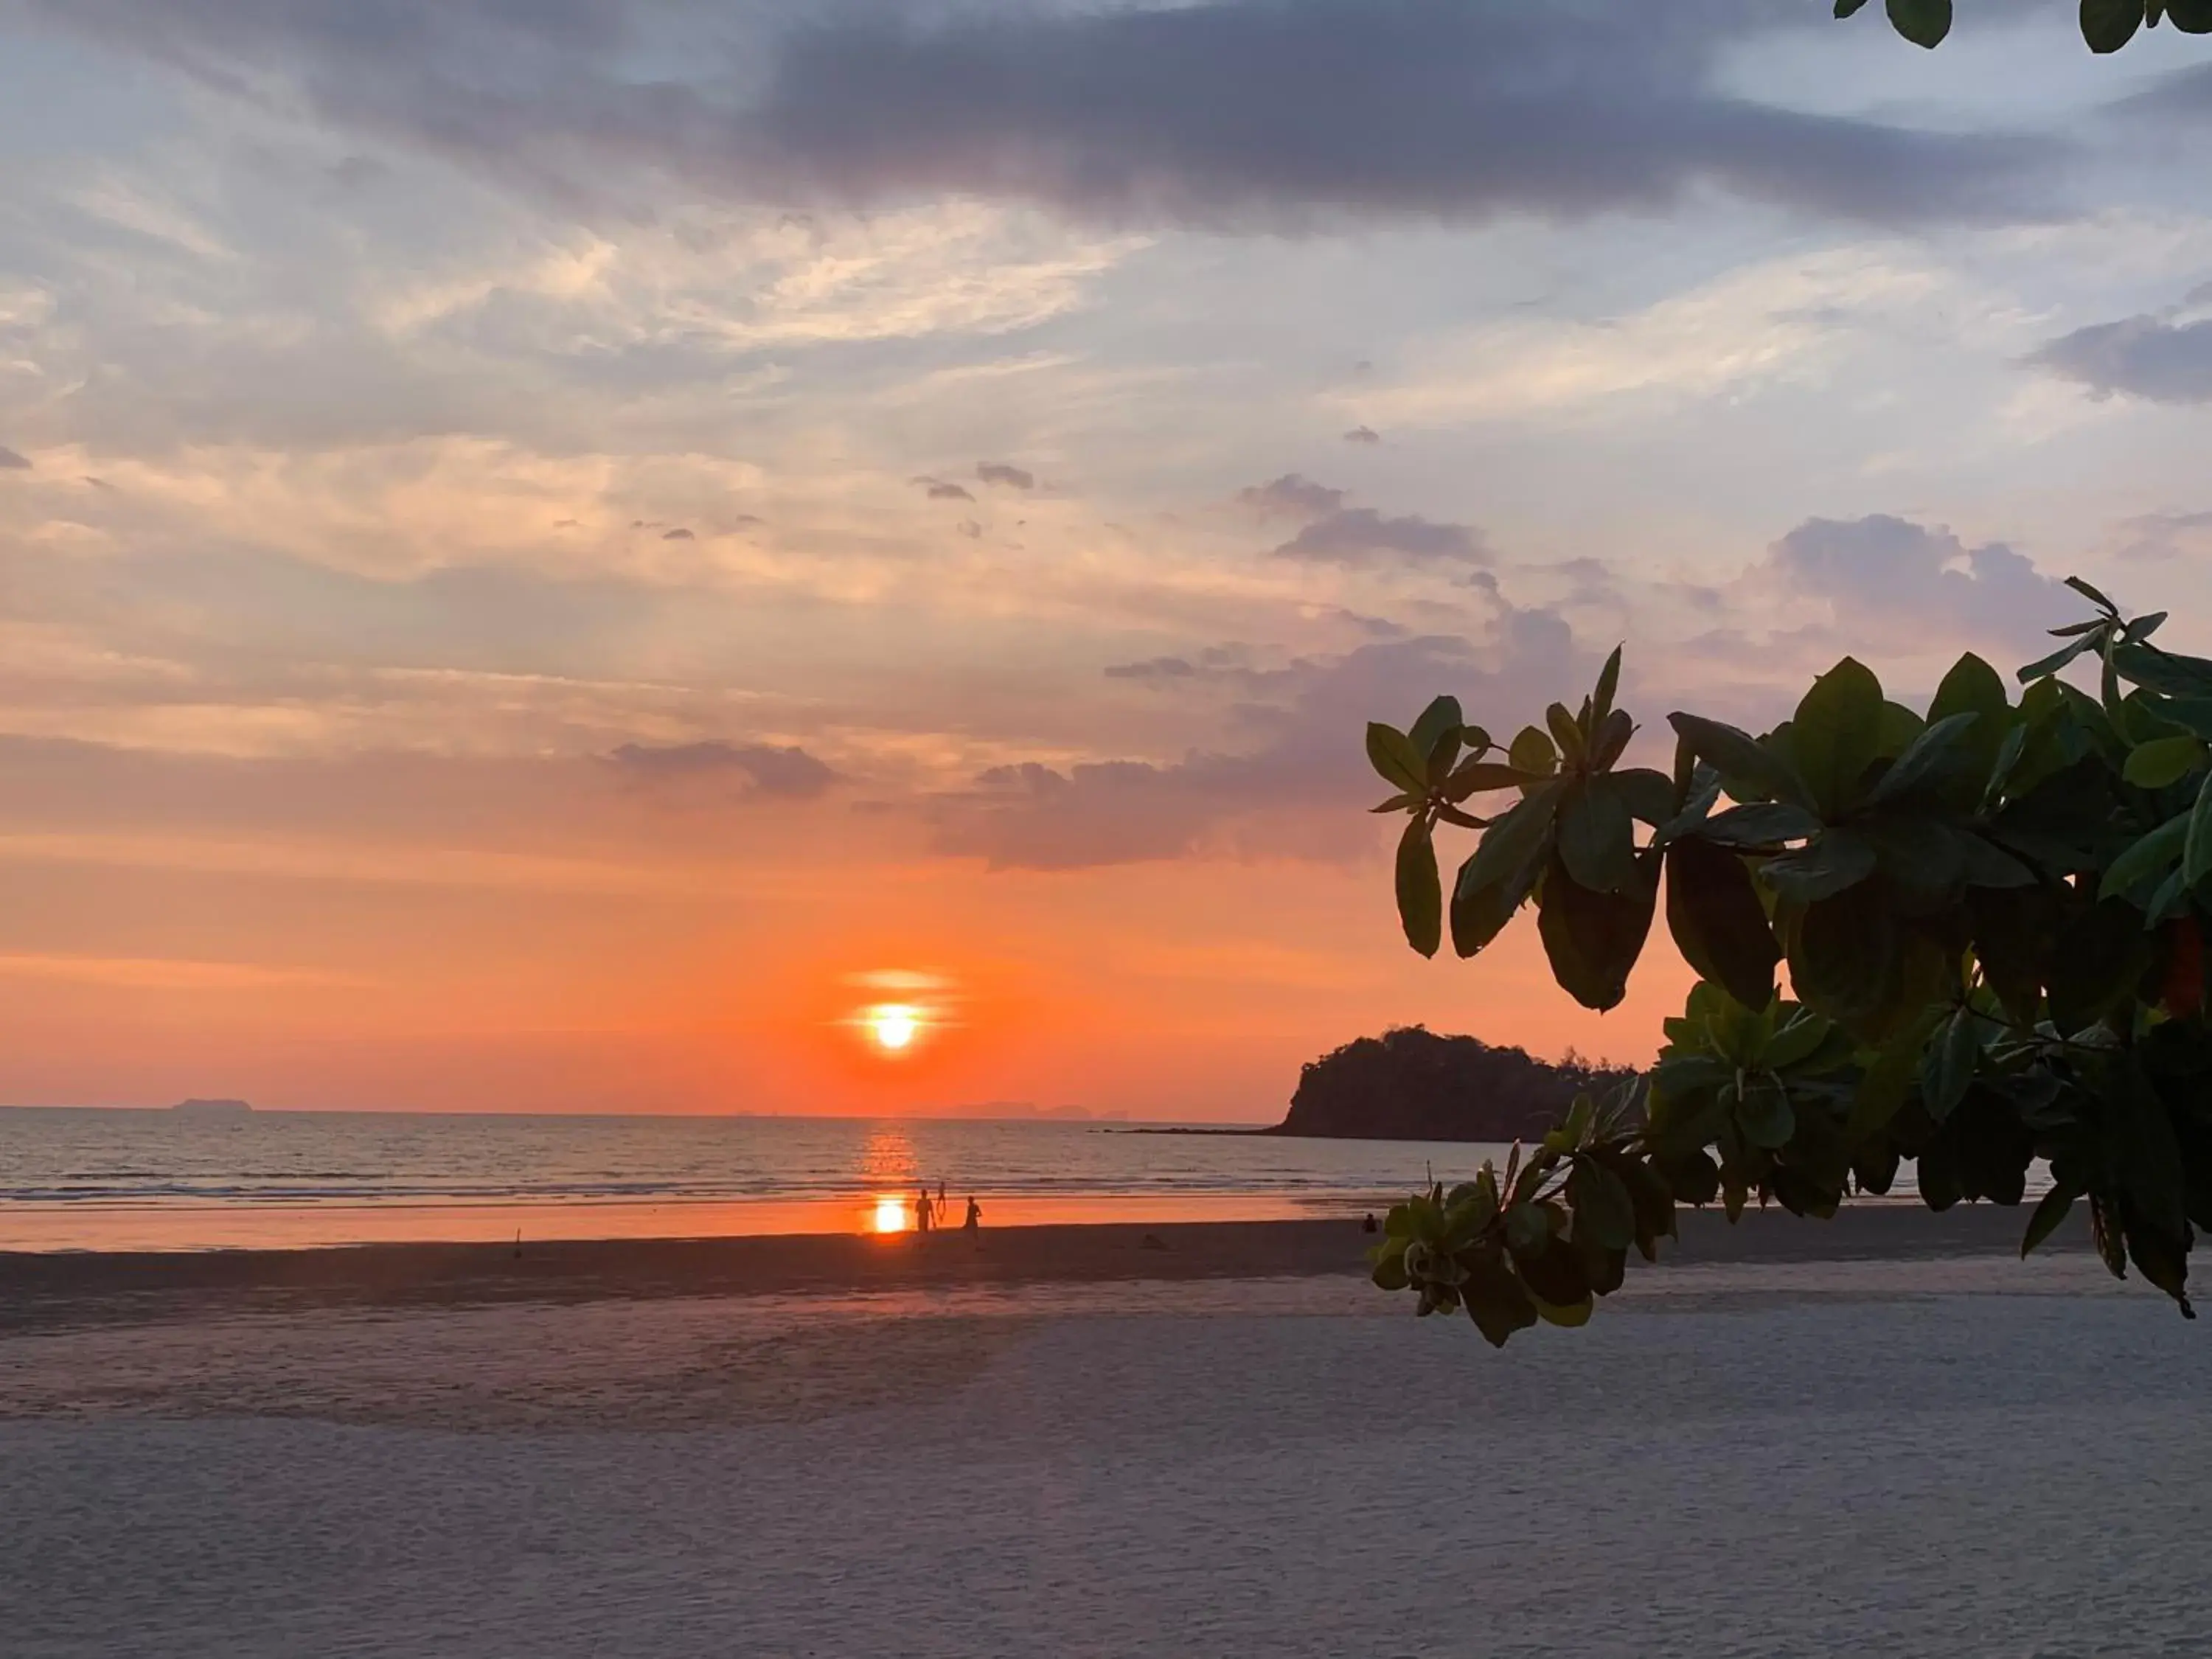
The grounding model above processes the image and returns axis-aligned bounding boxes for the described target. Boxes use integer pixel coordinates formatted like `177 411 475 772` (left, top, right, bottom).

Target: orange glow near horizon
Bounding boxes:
870 1194 908 1233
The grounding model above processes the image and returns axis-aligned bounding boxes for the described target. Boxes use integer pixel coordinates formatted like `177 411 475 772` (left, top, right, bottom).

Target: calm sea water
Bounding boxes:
0 1107 1510 1252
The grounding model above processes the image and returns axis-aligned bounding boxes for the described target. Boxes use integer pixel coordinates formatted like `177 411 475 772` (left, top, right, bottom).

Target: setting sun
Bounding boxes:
870 1194 907 1233
866 1004 922 1053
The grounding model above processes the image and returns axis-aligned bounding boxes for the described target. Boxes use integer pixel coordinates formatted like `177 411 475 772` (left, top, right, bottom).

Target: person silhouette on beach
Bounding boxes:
916 1187 935 1233
964 1197 981 1233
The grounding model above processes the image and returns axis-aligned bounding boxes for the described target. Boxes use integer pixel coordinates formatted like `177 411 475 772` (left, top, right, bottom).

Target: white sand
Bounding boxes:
4 1259 2207 1657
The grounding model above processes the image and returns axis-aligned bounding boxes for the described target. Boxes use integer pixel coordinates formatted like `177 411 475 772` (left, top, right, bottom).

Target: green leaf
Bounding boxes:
2110 643 2212 699
1394 815 1442 959
1546 703 1585 765
2124 734 2206 790
1611 768 1677 827
1927 652 2010 793
1885 0 1951 42
2082 0 2146 52
1835 0 1870 13
1665 838 1780 1012
1848 1006 1944 1140
2185 768 2212 887
1443 759 1538 800
2101 810 2191 900
1590 708 1634 771
1668 713 1814 810
1567 1160 1637 1253
1531 1292 1593 1328
2066 574 2120 613
2021 1180 2082 1258
1761 828 1879 904
1366 723 1427 793
1921 1006 1979 1125
1462 1255 1540 1348
1736 1076 1795 1150
2047 899 2155 1034
1693 802 1823 849
1509 725 1558 792
1408 696 1463 767
1591 645 1623 727
1371 1248 1411 1291
1788 890 1900 1029
1537 852 1659 1013
1792 657 1887 816
1457 786 1560 908
2171 0 2212 30
1958 832 2035 890
1558 779 1638 894
1857 815 1966 909
1761 1009 1834 1072
2017 634 2101 684
1868 712 1980 806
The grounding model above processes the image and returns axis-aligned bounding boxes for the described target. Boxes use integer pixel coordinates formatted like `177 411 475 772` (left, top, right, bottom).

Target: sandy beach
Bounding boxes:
7 1207 2209 1657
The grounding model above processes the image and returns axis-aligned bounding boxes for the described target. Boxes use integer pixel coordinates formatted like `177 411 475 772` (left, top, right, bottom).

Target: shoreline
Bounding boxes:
0 1203 2084 1336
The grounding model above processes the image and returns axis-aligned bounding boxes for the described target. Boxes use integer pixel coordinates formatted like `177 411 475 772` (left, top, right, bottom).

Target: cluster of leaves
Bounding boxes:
1834 0 2212 54
1368 1085 1673 1345
1368 578 2212 1344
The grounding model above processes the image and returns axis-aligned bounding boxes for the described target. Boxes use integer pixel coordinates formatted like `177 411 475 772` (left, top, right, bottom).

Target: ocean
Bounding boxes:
0 1107 1511 1252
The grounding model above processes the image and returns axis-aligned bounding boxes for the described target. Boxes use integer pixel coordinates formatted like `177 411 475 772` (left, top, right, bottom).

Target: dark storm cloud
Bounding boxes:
606 740 838 800
2030 315 2212 405
976 462 1034 490
25 0 2059 229
661 526 695 540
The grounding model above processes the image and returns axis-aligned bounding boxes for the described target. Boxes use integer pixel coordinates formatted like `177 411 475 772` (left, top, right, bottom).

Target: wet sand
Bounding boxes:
0 1202 2079 1335
12 1205 2205 1659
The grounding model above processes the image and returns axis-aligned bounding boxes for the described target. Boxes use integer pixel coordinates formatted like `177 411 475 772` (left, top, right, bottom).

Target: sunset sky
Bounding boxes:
4 1 2212 1118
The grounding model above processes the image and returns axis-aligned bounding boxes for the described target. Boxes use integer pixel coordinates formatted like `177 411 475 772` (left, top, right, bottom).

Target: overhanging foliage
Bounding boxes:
1367 579 2212 1343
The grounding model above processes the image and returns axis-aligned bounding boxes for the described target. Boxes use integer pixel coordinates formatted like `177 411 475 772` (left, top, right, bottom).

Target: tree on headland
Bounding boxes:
1273 1028 1636 1143
1840 1 2212 53
1364 580 2212 1344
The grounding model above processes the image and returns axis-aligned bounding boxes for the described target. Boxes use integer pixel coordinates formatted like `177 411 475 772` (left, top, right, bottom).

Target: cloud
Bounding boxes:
933 611 1587 869
1236 473 1485 566
977 461 1034 490
1238 473 1346 521
29 0 2056 232
2030 315 2212 405
661 526 695 540
1276 508 1488 566
1343 425 1380 445
0 446 29 470
1102 655 1197 682
606 740 838 801
1766 515 2077 650
2114 509 2212 565
914 476 975 501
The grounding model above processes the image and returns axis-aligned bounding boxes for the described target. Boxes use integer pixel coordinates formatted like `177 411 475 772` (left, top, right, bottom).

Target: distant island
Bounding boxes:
170 1098 254 1119
1265 1027 1635 1142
